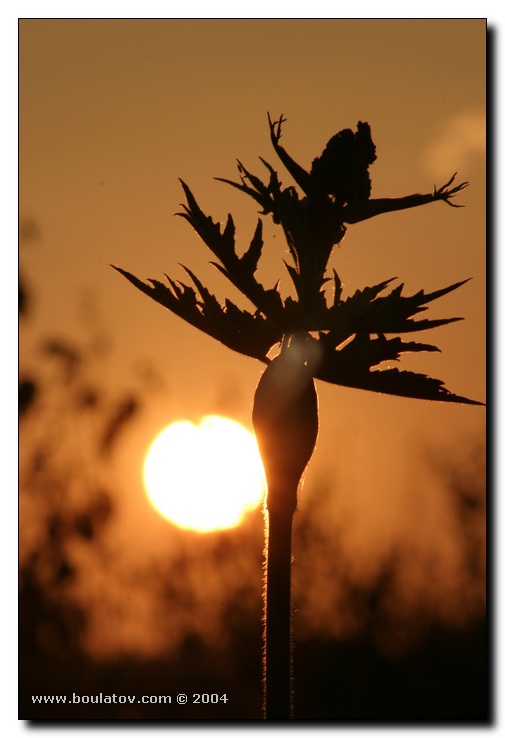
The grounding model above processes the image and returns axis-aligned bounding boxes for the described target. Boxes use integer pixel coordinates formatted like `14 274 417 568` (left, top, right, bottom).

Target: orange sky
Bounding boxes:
19 19 486 657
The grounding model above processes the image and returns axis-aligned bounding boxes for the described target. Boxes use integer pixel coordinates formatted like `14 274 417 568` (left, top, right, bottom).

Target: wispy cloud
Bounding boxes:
422 109 485 179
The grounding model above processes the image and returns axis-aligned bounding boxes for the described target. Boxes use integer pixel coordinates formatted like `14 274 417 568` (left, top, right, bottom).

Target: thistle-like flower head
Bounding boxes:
113 115 482 406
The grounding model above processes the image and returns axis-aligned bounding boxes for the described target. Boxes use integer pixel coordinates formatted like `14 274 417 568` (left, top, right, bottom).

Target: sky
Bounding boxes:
18 17 487 714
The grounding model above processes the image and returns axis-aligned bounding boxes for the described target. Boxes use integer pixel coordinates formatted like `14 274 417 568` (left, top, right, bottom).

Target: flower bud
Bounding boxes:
253 334 320 515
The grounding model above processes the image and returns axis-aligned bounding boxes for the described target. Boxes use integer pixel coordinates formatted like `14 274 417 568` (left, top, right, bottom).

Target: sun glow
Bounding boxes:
144 415 266 532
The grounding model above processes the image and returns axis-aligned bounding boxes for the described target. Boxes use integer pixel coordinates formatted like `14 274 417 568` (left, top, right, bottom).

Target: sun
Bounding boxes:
143 415 266 532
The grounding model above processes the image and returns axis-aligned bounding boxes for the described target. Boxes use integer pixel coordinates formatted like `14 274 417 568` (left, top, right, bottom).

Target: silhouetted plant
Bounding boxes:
114 114 482 720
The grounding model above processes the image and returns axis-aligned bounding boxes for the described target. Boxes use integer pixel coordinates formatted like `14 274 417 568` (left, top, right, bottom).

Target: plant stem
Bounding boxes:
253 335 319 720
264 503 295 720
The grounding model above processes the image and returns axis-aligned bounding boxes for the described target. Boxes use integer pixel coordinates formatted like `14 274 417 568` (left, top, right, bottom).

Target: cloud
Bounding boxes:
422 110 485 179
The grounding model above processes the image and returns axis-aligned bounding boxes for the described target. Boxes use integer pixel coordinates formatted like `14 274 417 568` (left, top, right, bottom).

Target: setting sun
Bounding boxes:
144 415 265 532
